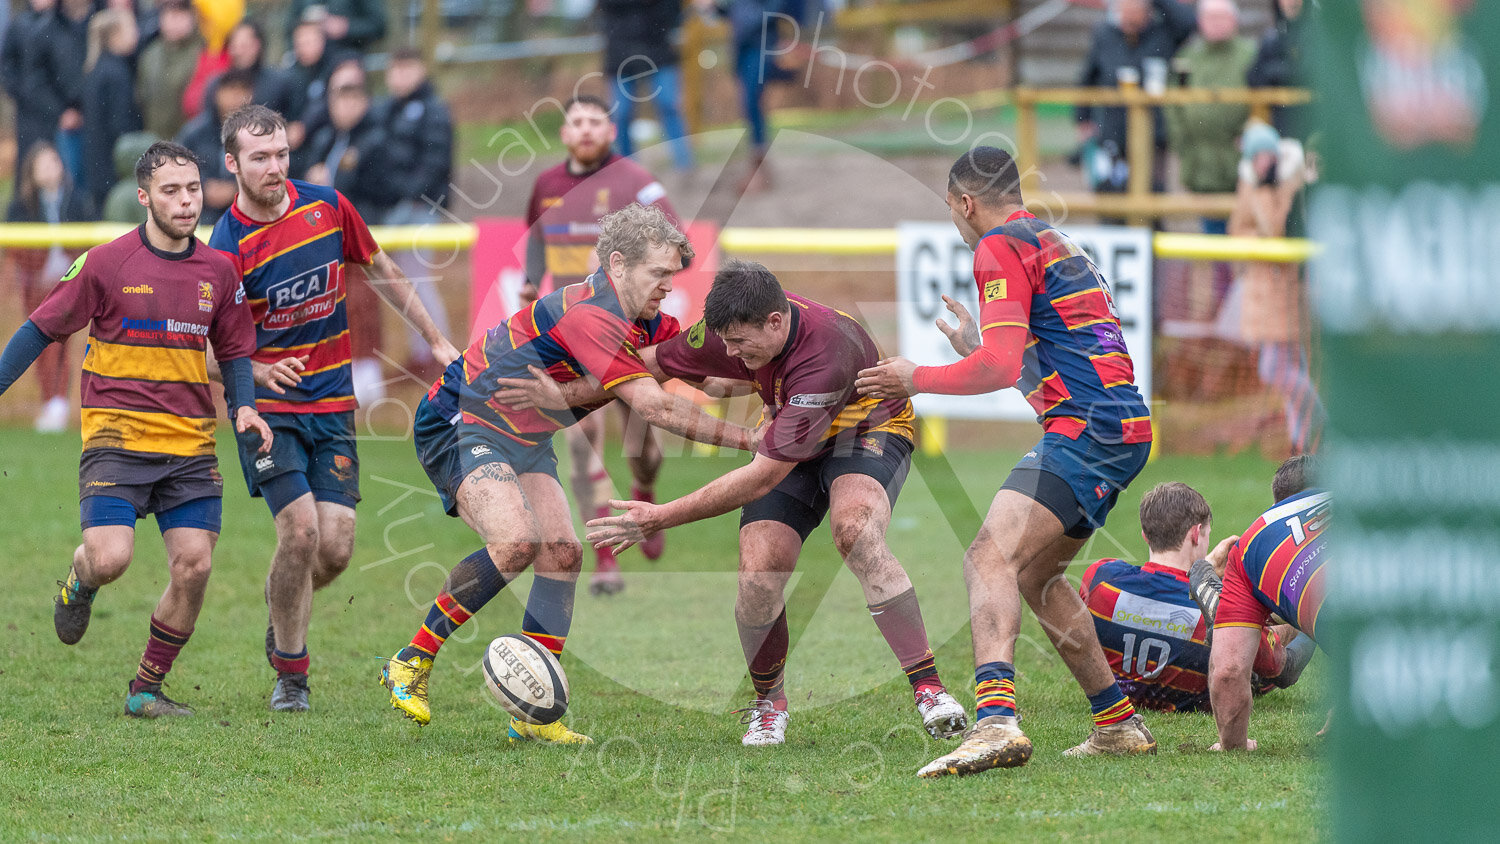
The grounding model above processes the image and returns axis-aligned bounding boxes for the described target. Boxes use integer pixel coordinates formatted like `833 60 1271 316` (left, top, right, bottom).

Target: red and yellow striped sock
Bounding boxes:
1087 684 1137 728
974 661 1017 719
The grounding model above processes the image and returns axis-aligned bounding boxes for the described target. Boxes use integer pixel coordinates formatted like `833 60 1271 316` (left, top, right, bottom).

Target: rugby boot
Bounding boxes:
124 684 193 719
508 717 592 745
915 687 968 739
633 486 666 561
734 699 789 746
1063 714 1158 757
1188 557 1223 631
917 714 1032 777
380 651 433 725
588 549 625 596
54 565 98 645
271 672 311 712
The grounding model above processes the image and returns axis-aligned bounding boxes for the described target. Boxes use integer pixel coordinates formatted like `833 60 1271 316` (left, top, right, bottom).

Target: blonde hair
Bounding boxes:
595 203 694 269
85 9 132 75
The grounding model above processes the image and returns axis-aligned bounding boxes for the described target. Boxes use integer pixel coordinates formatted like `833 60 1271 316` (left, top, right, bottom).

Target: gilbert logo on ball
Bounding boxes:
483 634 569 725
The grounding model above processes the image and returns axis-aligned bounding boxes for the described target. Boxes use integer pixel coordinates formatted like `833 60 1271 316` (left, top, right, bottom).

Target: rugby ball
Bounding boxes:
482 634 569 725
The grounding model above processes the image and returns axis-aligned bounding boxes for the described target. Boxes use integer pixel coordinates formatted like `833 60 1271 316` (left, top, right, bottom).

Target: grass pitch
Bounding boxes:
0 428 1323 841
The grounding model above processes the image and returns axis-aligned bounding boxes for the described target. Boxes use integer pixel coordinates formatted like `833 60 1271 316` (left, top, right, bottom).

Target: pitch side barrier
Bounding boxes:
0 222 1315 262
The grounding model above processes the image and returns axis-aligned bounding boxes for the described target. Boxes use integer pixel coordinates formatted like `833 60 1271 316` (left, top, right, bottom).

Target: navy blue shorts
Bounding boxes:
79 448 224 532
414 397 559 517
1000 432 1150 539
741 431 913 543
238 411 360 510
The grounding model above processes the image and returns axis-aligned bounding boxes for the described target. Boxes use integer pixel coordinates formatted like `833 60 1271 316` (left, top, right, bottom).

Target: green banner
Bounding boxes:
1313 3 1500 840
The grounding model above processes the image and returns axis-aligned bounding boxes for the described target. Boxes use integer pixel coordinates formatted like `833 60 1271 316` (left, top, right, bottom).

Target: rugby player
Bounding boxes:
856 146 1156 775
1081 481 1312 713
1205 455 1326 750
524 94 678 594
379 204 755 743
0 142 272 717
532 259 968 746
210 104 460 712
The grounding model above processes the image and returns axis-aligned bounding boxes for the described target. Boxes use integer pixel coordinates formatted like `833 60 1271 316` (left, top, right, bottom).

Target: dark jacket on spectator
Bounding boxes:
175 100 236 225
301 106 397 213
1246 11 1306 138
284 0 387 50
283 44 356 131
1076 0 1196 155
2 7 84 177
6 181 94 226
376 79 453 207
599 0 681 73
83 51 142 210
203 62 298 124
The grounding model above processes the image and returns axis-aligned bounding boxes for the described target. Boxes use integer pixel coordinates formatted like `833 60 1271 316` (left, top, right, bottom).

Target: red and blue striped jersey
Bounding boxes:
1081 559 1285 712
914 211 1151 445
426 268 678 442
208 180 380 414
1218 488 1329 641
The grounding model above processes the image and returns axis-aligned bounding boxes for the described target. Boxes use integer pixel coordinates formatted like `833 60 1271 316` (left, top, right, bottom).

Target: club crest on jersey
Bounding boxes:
303 208 324 227
984 278 1007 302
264 260 340 330
592 189 610 217
197 280 214 312
330 454 354 481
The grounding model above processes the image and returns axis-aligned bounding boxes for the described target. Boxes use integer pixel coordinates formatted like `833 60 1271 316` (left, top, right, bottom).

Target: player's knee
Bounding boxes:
167 550 213 591
536 539 583 575
276 515 320 562
831 513 879 561
317 533 354 577
85 543 132 582
487 535 545 572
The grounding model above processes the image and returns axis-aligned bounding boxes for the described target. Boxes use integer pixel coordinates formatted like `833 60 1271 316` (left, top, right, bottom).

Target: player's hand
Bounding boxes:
585 499 659 554
749 414 772 452
518 282 540 305
854 357 918 400
935 295 981 357
235 406 273 454
1209 738 1257 752
494 365 570 411
1208 534 1239 577
258 355 308 395
431 338 461 368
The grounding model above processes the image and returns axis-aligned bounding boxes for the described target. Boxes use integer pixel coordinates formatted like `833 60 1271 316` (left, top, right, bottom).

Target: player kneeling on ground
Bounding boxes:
379 204 755 744
0 142 272 717
527 259 967 746
1081 481 1315 714
1200 455 1326 751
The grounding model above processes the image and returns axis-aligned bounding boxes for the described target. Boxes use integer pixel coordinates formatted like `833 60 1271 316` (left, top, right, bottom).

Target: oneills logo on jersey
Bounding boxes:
984 278 1007 302
122 283 155 294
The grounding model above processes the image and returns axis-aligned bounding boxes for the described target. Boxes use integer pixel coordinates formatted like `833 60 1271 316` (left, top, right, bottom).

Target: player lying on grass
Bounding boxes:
502 259 968 747
1080 481 1315 714
0 142 272 718
1198 455 1326 751
379 203 757 744
856 146 1157 777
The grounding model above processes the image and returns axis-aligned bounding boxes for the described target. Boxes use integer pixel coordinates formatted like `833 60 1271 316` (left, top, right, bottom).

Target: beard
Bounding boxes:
244 176 287 208
147 199 198 241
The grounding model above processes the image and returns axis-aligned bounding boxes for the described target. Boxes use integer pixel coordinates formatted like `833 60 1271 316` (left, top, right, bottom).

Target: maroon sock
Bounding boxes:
270 648 311 675
738 607 789 710
131 616 192 694
869 588 942 692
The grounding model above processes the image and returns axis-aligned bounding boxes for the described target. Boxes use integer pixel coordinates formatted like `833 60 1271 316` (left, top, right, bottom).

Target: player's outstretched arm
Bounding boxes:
220 356 273 454
612 376 754 451
494 365 609 411
0 321 56 398
361 250 461 366
1208 624 1262 751
586 453 796 552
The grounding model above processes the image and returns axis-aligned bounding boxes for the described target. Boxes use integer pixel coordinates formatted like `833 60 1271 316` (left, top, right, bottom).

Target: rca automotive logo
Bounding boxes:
263 261 340 330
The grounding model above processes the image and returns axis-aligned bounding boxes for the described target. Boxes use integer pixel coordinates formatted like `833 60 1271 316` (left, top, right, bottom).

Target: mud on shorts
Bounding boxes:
79 447 224 532
413 397 559 517
237 410 360 513
740 431 914 542
1000 432 1151 540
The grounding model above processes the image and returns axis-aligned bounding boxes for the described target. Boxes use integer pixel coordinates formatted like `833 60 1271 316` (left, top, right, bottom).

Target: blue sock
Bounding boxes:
1087 683 1136 726
522 574 577 657
974 661 1017 720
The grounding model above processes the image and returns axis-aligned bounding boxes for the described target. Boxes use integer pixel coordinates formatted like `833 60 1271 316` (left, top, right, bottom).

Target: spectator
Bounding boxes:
208 19 296 117
283 12 355 149
299 62 391 405
600 0 693 171
55 0 92 188
375 47 454 375
283 0 386 51
2 0 84 183
1246 0 1306 139
4 141 93 432
1167 0 1256 212
176 68 254 225
82 7 142 210
1076 0 1196 196
1229 121 1322 456
135 0 203 140
100 130 156 224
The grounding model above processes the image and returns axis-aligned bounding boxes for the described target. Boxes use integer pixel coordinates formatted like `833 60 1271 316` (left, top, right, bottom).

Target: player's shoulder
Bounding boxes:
291 178 339 208
1082 557 1132 588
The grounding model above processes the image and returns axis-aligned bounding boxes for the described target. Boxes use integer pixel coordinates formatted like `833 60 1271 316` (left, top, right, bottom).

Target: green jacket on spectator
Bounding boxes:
136 33 204 141
1166 34 1258 194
